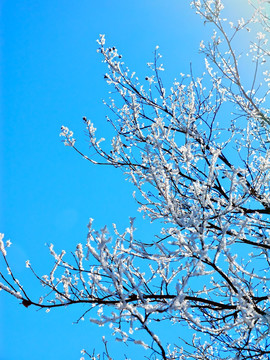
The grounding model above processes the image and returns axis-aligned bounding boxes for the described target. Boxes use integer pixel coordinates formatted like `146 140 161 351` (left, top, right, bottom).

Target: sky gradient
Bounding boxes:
1 0 254 359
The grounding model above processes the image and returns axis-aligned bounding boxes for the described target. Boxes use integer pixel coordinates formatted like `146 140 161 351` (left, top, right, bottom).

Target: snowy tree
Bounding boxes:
1 0 270 359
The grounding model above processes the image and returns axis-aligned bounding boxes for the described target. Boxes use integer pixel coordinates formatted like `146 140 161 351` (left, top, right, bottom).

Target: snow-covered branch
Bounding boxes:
2 1 270 359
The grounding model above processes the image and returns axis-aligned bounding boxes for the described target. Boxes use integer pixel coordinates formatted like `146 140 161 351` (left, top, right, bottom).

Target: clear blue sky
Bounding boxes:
1 1 252 359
